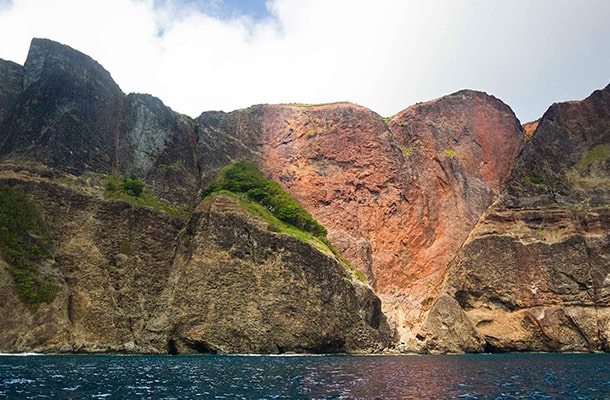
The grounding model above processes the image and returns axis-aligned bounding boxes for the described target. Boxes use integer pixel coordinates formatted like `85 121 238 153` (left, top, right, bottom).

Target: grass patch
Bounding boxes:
104 175 188 220
202 162 327 239
400 145 414 156
0 183 56 311
578 145 610 171
202 162 355 269
521 174 548 187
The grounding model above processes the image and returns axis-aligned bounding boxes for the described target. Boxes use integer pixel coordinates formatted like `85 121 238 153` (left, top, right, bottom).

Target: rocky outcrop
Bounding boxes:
0 39 201 203
0 163 390 353
0 59 23 127
0 38 124 174
119 93 200 204
166 194 391 354
434 83 610 352
386 91 525 345
193 95 524 347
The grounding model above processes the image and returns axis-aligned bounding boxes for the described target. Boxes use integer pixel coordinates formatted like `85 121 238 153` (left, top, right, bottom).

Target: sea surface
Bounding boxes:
0 353 609 399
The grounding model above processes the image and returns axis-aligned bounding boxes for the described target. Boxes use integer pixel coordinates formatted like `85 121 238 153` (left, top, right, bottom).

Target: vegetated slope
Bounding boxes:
431 83 610 353
0 161 391 353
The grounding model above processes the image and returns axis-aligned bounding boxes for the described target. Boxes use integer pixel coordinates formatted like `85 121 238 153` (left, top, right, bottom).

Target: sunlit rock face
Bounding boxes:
1 38 609 354
196 92 525 346
436 84 610 352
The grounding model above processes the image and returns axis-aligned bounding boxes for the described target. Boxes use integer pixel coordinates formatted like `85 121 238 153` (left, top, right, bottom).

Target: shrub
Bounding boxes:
104 174 187 220
0 183 56 311
122 174 145 197
202 162 328 239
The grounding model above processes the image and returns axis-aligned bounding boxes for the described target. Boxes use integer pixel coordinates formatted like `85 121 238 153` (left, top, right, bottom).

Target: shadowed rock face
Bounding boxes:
0 39 201 203
119 93 200 205
0 39 125 174
436 84 610 353
0 59 23 127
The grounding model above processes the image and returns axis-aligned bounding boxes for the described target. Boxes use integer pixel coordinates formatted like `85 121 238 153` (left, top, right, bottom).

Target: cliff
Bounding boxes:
0 38 608 353
430 84 610 353
0 39 391 354
0 162 390 353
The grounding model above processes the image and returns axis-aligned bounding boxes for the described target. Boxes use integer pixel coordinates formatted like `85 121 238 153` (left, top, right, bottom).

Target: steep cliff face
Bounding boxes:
0 163 390 353
0 39 124 174
0 59 23 127
433 84 610 353
119 93 200 204
1 38 608 354
186 92 526 348
166 194 391 354
386 91 525 344
0 39 200 204
195 106 266 186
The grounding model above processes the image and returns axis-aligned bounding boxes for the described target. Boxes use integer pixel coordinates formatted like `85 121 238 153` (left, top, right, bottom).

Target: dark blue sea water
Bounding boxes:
0 353 609 399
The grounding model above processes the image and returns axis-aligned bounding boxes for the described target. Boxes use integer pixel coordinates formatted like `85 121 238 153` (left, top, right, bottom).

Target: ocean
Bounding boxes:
1 353 609 399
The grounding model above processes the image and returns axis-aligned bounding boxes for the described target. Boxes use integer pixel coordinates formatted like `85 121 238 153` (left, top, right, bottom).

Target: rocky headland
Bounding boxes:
0 38 608 353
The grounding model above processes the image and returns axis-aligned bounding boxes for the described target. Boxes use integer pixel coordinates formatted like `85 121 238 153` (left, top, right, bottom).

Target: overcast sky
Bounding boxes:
0 0 609 122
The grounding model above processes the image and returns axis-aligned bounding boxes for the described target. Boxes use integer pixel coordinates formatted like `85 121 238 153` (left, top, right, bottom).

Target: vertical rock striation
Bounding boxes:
437 83 610 352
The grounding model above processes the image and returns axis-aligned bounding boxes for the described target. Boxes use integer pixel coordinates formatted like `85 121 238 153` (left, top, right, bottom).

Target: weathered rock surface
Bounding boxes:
0 39 124 174
166 194 391 354
1 38 608 354
0 165 390 353
193 95 524 347
0 38 201 203
435 83 610 352
0 59 23 127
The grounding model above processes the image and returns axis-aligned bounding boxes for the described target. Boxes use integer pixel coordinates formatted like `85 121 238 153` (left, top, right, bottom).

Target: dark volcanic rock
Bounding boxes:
0 168 391 353
503 83 610 208
0 59 23 128
0 38 125 174
195 106 266 186
120 93 200 204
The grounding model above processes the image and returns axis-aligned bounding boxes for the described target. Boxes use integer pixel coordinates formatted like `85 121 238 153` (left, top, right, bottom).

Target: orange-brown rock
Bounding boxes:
194 92 525 346
437 84 610 352
385 91 524 342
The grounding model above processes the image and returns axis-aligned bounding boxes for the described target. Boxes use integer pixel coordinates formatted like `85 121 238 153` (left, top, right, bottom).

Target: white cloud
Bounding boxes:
0 0 609 122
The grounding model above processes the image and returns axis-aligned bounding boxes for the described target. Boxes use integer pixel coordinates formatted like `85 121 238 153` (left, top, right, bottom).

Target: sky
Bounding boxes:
0 0 609 123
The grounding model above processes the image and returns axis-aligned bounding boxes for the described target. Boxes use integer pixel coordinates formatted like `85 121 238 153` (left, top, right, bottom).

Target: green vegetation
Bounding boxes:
578 144 610 170
0 183 56 311
400 145 414 156
443 149 456 157
521 174 548 187
354 269 367 283
104 175 187 219
119 240 133 256
202 162 368 281
202 162 327 238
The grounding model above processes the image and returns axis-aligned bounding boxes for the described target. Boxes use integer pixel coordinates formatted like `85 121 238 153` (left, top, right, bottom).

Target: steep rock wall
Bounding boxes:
0 163 390 353
433 84 610 352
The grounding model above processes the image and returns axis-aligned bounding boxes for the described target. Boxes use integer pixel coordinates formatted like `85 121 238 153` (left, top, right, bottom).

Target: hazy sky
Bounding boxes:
0 0 608 122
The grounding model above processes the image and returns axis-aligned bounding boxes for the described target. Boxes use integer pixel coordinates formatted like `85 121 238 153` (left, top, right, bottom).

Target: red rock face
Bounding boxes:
259 104 408 290
244 92 524 340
